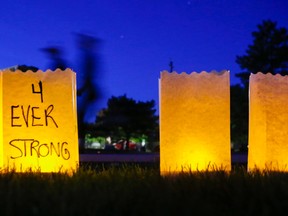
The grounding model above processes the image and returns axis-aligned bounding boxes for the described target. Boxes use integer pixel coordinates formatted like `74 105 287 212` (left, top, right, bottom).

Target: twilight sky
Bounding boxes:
1 0 288 120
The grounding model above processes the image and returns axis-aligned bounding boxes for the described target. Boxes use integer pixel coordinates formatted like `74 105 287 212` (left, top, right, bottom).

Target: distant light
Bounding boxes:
141 139 145 147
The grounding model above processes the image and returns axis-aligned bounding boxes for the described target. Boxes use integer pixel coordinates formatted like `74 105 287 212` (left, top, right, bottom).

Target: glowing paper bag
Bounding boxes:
159 71 231 174
248 73 288 171
0 68 79 172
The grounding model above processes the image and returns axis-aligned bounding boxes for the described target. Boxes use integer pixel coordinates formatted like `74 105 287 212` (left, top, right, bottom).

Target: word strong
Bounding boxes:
0 69 79 172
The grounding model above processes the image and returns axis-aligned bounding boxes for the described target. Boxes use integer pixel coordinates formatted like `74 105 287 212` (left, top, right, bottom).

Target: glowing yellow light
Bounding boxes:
159 71 231 174
0 69 79 172
248 73 288 171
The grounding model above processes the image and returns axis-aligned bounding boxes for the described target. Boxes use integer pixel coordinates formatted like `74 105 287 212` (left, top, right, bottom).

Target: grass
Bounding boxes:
0 165 288 216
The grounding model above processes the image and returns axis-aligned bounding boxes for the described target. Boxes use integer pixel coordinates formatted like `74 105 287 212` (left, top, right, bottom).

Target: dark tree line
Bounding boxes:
94 95 158 151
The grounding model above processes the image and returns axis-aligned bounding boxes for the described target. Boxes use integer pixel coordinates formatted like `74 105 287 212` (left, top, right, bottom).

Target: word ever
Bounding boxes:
11 104 58 128
9 139 70 160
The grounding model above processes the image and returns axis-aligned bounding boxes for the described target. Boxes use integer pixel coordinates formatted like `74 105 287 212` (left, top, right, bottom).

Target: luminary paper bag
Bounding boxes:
159 71 231 174
0 68 79 172
248 73 288 171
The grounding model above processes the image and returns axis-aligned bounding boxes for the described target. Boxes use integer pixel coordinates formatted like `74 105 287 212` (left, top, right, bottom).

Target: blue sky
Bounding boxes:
1 0 287 120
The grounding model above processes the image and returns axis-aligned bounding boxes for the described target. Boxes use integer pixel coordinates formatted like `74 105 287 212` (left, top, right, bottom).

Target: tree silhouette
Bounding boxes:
231 20 288 151
95 95 158 151
236 20 288 88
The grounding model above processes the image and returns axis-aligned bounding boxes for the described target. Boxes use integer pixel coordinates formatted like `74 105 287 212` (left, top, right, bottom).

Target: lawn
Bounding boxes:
0 165 288 216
